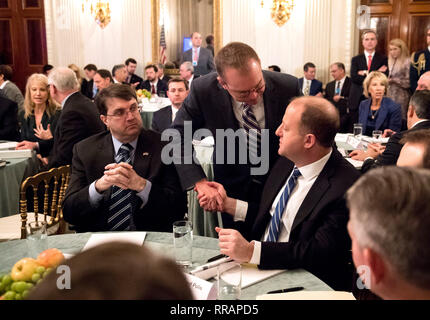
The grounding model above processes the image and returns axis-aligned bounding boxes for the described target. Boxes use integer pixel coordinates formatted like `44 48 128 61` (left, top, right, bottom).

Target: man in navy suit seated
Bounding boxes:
298 62 323 97
139 64 168 97
152 79 189 133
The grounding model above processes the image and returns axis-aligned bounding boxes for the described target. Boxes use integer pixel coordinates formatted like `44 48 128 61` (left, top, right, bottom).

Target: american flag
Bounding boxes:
160 24 167 64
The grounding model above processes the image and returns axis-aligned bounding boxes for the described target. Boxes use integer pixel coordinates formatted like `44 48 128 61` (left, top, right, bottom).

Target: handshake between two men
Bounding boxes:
194 179 255 263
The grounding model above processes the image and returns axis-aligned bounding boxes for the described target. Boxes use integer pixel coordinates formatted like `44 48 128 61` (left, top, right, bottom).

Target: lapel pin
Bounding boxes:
142 152 150 157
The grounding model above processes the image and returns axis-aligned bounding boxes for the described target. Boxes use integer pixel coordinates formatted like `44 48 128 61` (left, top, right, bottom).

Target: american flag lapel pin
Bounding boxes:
142 152 149 157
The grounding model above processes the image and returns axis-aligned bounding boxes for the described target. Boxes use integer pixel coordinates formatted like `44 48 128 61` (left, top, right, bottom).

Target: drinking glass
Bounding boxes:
372 130 382 141
217 262 242 300
353 123 363 138
26 221 48 258
173 220 193 267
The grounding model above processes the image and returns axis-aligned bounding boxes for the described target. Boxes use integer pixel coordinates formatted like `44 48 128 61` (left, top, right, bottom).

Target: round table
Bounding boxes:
0 232 332 299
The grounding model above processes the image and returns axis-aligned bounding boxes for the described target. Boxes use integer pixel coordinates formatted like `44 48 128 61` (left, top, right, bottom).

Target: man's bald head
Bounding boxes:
417 71 430 91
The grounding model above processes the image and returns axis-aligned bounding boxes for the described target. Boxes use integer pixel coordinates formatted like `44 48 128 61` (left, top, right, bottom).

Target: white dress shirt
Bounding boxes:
364 50 375 69
234 150 332 265
0 80 8 90
232 97 265 129
335 76 347 96
171 106 179 122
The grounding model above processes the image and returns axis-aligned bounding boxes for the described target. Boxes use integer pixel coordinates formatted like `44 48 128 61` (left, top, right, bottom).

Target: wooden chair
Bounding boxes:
19 165 71 239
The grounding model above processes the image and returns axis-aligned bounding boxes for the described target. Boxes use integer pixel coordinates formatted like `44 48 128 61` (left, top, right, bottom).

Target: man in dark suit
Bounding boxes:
410 27 430 92
139 64 168 97
171 42 301 228
205 97 360 291
350 30 388 125
125 58 143 89
181 32 215 76
63 84 186 232
81 64 98 99
397 129 430 168
157 63 171 84
179 62 199 89
324 62 352 133
350 88 430 172
0 93 19 141
152 79 189 133
298 62 323 97
39 67 105 168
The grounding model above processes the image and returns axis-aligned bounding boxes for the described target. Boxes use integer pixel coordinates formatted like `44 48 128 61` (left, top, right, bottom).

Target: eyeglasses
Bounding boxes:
223 78 265 99
106 104 140 118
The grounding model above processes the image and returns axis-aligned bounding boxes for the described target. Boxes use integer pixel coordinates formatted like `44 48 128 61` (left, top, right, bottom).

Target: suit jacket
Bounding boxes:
358 97 402 135
39 92 105 168
243 150 360 291
159 75 171 85
410 48 430 92
63 130 186 233
80 79 96 99
298 78 323 96
152 106 172 133
1 81 24 112
172 70 301 204
0 95 19 141
361 120 430 173
139 80 168 97
181 47 215 76
349 52 388 112
128 73 144 87
324 77 351 115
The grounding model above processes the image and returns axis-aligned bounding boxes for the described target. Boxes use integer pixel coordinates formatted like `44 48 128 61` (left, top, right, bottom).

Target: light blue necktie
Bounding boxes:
266 167 301 242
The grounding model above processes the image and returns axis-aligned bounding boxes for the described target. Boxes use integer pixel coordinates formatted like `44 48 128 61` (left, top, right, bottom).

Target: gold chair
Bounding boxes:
19 165 71 239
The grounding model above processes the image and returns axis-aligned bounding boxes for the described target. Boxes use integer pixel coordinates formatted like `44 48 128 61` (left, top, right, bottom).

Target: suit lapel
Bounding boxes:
298 78 303 90
133 130 153 178
215 82 239 130
375 98 389 130
341 77 351 96
263 73 285 132
97 134 116 202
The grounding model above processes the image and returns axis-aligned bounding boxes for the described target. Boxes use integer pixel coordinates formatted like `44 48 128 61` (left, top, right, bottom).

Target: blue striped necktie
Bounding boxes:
242 103 261 158
266 167 301 242
107 143 134 231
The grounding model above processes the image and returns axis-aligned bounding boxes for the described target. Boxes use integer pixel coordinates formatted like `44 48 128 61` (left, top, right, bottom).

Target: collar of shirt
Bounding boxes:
61 91 78 109
364 50 375 59
111 135 138 161
0 80 9 90
171 105 179 121
113 78 120 84
232 97 266 130
297 149 332 181
412 119 430 129
150 80 158 87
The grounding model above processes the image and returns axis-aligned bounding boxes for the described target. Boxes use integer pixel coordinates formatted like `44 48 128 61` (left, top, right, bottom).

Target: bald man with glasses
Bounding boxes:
172 42 301 229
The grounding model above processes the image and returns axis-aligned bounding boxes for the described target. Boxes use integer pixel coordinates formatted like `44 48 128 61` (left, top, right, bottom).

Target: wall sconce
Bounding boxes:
261 0 295 27
82 0 111 29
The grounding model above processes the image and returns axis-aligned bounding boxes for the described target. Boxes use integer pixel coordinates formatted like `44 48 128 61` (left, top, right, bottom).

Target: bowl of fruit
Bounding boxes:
136 89 151 103
0 248 65 300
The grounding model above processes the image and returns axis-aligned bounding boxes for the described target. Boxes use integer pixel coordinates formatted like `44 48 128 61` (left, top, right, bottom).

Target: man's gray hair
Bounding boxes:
48 67 79 92
347 166 430 290
181 61 194 74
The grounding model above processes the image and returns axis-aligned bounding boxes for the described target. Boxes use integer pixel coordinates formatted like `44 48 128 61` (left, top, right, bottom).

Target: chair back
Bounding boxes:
19 165 71 239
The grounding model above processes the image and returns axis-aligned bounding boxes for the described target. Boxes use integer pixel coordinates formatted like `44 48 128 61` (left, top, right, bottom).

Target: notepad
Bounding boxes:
0 149 32 159
0 142 18 150
82 232 146 251
256 290 356 300
221 263 285 289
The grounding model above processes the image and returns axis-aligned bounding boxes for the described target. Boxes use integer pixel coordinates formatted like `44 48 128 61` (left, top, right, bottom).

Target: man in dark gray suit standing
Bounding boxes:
181 32 215 76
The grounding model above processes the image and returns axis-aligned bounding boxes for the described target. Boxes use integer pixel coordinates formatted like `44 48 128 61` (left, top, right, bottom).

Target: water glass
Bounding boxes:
26 221 48 258
217 262 242 300
372 130 382 141
173 220 193 267
353 123 363 138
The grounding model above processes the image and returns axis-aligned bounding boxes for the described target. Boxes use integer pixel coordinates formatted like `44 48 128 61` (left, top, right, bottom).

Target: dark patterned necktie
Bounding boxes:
266 167 301 242
242 103 261 159
107 143 134 231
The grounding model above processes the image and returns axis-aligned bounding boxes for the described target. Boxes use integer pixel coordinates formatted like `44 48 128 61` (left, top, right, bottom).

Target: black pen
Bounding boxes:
206 254 227 263
266 286 304 294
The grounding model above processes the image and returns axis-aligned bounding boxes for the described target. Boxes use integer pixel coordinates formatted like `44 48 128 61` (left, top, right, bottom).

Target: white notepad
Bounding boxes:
221 263 285 289
82 232 146 252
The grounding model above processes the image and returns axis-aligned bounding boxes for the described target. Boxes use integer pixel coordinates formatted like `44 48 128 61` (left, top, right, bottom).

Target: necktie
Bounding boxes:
242 103 261 159
367 55 372 71
266 167 301 242
127 75 132 84
108 144 134 231
193 48 199 66
92 84 98 98
151 84 156 94
303 81 310 96
335 81 341 95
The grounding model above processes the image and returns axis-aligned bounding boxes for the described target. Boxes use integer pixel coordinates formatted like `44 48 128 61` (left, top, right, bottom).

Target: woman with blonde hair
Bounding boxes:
68 63 85 90
387 38 411 119
16 73 61 165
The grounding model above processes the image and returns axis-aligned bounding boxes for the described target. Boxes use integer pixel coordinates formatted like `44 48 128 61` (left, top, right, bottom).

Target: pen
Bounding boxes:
266 286 304 294
189 256 232 275
207 254 227 263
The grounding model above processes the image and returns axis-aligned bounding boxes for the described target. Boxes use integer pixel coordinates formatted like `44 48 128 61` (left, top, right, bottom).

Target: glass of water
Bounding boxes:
27 221 48 258
353 123 363 138
217 262 242 300
173 220 193 268
372 130 382 141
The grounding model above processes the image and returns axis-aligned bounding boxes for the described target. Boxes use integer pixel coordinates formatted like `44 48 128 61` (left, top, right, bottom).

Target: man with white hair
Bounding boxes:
347 166 430 299
179 61 198 88
40 67 105 168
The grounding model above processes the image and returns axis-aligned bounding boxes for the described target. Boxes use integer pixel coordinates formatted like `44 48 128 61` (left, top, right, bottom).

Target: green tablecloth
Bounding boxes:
0 155 39 218
0 232 332 299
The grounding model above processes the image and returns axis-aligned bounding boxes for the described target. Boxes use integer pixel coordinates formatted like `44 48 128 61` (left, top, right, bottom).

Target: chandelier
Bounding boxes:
82 0 111 29
261 0 295 27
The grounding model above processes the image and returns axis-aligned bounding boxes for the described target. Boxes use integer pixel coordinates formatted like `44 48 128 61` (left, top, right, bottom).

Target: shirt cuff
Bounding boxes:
88 181 103 208
136 180 152 209
233 200 248 222
364 157 374 161
249 240 262 265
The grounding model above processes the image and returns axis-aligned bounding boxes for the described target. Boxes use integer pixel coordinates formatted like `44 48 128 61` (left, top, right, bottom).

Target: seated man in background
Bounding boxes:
179 61 199 88
93 69 113 93
268 65 281 72
397 129 430 168
112 64 128 84
347 167 430 299
139 64 168 97
0 65 24 112
298 62 323 97
324 62 352 133
125 58 143 88
63 84 186 232
350 88 430 171
201 97 360 291
29 242 193 300
0 93 19 141
81 64 98 99
152 78 189 133
157 63 171 84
